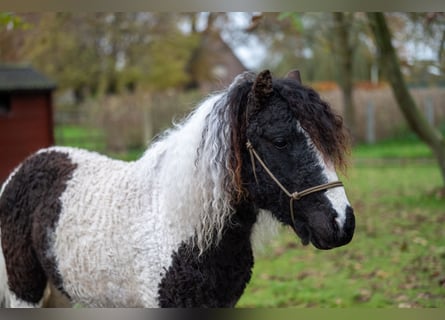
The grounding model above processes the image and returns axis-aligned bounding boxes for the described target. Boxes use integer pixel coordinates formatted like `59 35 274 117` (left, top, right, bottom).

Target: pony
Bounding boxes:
0 70 355 307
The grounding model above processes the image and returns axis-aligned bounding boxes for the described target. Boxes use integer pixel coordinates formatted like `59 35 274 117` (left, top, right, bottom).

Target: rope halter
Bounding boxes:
246 140 344 227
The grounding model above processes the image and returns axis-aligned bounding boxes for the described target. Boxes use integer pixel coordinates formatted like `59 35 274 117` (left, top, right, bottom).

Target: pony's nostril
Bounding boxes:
343 206 355 234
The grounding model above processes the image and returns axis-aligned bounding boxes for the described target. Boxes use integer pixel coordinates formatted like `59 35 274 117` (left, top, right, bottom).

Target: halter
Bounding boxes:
246 140 344 227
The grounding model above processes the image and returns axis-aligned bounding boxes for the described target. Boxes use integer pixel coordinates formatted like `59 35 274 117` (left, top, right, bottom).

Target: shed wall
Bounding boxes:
0 91 53 182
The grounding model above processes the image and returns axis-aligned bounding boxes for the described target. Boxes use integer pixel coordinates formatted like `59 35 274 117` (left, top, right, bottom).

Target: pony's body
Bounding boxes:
0 71 355 308
0 94 260 307
38 147 161 307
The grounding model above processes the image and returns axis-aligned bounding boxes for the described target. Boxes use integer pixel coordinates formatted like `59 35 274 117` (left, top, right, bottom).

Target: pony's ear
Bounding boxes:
286 69 302 84
252 70 273 105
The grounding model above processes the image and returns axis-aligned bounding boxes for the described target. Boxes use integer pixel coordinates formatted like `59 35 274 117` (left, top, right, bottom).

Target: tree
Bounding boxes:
367 12 445 189
23 13 107 101
18 13 199 100
0 13 32 62
332 12 357 141
377 13 445 85
245 13 376 142
0 13 28 29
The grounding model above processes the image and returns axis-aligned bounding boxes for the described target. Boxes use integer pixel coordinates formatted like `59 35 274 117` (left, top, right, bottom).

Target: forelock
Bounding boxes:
275 79 350 172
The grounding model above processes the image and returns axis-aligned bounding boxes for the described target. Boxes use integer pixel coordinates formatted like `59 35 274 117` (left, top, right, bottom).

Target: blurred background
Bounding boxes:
0 12 444 307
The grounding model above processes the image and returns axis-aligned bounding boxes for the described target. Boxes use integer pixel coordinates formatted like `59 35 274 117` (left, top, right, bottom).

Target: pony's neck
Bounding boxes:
138 93 237 253
157 201 258 307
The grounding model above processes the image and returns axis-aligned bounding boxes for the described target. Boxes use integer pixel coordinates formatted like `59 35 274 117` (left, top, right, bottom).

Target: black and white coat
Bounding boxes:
0 71 354 307
0 94 268 307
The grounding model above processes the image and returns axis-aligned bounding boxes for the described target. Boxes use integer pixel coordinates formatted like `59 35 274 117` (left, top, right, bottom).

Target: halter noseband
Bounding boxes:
246 140 344 227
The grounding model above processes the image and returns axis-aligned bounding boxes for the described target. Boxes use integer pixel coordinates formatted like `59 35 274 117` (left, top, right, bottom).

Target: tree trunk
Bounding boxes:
333 12 357 142
367 12 445 186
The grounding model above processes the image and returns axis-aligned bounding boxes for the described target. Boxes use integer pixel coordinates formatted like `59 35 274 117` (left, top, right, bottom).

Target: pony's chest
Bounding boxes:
157 229 254 307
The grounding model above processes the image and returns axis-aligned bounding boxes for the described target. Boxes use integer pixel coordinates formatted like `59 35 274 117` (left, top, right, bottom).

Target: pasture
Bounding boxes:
54 125 445 308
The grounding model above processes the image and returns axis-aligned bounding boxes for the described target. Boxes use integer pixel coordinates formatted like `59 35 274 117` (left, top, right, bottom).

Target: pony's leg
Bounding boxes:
1 219 48 308
0 151 72 308
2 246 48 308
1 216 48 308
9 292 44 308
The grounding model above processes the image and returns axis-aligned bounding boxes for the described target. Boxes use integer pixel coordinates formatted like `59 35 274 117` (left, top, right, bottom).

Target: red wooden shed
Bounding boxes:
0 65 56 183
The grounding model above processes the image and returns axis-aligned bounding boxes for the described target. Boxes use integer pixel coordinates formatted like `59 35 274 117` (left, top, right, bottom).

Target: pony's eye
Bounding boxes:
273 138 288 149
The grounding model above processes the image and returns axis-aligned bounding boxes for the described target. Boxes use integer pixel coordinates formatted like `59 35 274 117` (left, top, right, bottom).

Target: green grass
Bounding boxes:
237 164 445 308
54 125 144 160
353 137 433 159
353 139 433 159
353 126 445 160
54 125 106 152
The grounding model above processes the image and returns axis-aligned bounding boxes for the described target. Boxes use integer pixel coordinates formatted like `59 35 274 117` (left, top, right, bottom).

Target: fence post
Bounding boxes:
366 100 376 144
424 96 434 125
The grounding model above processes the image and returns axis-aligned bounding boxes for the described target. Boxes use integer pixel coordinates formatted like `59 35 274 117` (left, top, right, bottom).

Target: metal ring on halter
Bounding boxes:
246 140 344 227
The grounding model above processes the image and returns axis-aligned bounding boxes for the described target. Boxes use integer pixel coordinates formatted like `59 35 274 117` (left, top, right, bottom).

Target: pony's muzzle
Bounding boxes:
308 205 355 250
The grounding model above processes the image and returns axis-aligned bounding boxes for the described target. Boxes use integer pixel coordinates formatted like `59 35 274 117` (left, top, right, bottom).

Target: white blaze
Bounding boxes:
322 162 350 228
300 124 351 230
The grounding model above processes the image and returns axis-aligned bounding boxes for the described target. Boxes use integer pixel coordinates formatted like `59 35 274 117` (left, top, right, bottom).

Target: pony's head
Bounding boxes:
224 69 355 249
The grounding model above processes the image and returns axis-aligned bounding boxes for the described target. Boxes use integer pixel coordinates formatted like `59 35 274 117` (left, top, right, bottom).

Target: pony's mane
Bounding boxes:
143 88 246 254
145 72 349 254
193 75 253 252
150 73 254 254
275 79 351 173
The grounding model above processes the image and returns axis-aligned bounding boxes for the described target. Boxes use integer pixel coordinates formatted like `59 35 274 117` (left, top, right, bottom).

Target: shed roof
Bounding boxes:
0 65 56 92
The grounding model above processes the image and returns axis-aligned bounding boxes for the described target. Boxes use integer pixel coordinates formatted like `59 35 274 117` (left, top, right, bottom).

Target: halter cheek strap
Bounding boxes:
246 140 344 226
